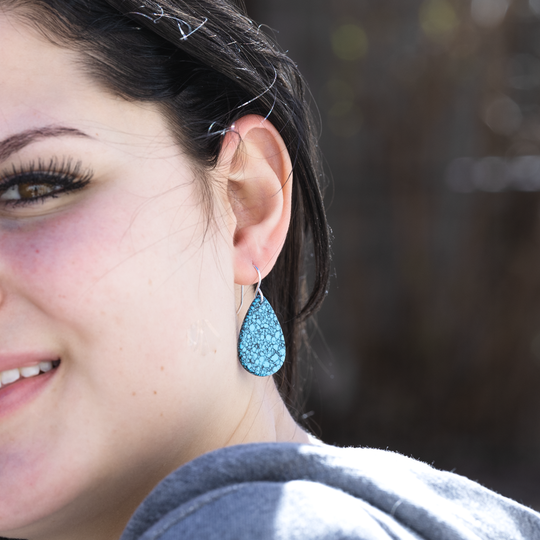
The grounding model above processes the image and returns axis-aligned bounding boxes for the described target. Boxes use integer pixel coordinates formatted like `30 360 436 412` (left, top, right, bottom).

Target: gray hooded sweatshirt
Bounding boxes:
120 443 540 539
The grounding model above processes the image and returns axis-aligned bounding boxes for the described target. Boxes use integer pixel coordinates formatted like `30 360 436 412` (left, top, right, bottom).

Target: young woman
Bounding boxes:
0 1 538 539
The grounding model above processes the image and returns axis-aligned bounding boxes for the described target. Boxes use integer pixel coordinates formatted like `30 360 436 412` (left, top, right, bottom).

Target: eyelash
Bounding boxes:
0 157 93 208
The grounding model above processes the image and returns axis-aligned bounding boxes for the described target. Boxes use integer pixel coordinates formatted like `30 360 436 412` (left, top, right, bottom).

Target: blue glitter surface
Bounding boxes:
238 296 286 377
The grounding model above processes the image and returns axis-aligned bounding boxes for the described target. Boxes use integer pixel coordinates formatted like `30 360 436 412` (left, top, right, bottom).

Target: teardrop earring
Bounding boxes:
237 265 286 377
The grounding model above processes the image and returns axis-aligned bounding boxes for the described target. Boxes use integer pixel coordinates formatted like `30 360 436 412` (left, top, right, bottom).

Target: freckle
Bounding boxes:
132 392 136 396
160 366 164 371
160 413 164 417
154 391 157 395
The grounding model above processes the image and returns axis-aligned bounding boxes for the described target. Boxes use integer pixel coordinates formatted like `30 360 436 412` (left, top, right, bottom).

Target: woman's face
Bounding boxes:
0 14 244 539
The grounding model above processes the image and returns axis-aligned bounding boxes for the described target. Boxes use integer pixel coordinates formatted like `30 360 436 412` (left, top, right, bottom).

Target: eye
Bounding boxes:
0 158 93 208
0 182 62 201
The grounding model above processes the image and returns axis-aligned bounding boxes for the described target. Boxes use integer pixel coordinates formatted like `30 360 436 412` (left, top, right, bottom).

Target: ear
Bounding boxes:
218 115 293 286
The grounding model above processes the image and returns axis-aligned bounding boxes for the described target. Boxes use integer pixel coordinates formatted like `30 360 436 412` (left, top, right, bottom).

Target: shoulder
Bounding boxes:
141 478 403 540
121 443 540 540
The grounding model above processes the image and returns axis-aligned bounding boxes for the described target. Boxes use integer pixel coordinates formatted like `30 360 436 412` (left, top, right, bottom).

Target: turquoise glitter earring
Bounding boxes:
237 265 286 377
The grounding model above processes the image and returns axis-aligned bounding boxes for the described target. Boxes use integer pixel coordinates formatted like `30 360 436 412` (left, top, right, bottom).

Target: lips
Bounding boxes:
0 359 60 420
0 360 59 389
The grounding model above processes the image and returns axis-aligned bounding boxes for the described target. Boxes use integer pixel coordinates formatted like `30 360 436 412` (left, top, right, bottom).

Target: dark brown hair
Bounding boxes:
3 0 330 410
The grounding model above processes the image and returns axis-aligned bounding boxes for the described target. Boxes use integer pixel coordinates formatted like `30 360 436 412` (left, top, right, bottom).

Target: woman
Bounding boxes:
0 1 538 539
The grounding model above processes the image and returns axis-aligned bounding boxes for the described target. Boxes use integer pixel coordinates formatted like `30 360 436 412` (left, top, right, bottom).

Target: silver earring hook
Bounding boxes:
253 265 265 303
236 285 245 315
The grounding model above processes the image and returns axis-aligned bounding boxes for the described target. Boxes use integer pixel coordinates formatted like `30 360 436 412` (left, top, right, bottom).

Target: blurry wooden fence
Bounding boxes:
246 0 540 508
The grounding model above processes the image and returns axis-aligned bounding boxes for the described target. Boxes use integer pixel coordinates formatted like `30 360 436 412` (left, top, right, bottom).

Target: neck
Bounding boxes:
224 375 311 448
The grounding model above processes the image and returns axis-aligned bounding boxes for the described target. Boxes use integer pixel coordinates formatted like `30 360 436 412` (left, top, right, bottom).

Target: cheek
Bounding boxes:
0 199 127 307
0 185 216 359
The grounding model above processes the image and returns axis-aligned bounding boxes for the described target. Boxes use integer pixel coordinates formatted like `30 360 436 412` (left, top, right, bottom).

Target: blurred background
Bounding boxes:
244 0 540 509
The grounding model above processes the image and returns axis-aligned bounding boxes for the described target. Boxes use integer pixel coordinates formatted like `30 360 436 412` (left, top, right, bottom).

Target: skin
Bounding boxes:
0 13 310 540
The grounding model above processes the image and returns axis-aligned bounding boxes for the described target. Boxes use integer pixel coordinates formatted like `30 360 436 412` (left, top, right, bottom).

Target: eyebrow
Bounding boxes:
0 126 91 163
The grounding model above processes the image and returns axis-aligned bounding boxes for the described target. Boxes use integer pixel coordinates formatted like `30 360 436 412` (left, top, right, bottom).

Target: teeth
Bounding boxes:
39 361 53 373
0 361 58 389
21 365 40 378
2 369 20 385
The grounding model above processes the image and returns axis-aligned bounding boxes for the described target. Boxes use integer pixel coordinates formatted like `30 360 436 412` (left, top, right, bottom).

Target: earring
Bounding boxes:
237 265 286 377
236 285 245 315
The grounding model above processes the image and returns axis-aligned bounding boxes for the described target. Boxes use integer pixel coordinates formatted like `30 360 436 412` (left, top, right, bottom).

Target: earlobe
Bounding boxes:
217 115 293 287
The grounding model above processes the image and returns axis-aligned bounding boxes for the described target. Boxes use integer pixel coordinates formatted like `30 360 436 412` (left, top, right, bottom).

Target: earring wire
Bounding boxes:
253 265 265 303
236 285 245 315
236 265 264 316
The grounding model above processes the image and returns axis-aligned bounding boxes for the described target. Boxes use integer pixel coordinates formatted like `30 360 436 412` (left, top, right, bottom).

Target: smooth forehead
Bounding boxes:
0 12 172 149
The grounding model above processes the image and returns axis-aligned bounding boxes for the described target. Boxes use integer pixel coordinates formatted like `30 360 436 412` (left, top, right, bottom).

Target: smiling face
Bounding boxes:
0 13 254 540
